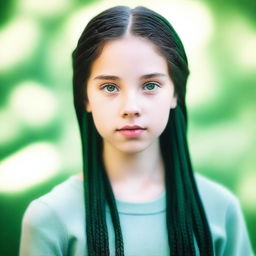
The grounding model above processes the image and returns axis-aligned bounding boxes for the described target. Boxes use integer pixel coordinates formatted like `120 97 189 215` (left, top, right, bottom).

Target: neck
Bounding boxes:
102 139 165 197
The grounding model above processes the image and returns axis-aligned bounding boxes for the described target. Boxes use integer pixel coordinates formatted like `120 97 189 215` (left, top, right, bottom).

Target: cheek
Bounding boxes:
152 102 170 122
151 91 173 111
89 103 114 136
91 112 106 138
149 96 172 130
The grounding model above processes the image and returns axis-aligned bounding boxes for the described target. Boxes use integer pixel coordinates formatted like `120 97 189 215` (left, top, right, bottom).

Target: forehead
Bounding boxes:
89 35 169 77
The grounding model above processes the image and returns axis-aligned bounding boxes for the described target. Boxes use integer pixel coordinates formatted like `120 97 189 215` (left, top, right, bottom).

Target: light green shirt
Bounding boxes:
19 174 254 256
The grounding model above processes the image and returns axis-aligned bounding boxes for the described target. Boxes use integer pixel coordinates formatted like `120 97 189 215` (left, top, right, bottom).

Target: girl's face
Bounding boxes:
86 35 177 154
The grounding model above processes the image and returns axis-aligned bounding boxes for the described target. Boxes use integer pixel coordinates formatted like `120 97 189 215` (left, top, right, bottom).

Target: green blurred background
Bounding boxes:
0 0 255 255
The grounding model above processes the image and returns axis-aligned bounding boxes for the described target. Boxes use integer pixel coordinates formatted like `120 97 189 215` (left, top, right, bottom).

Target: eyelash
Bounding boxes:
100 81 161 94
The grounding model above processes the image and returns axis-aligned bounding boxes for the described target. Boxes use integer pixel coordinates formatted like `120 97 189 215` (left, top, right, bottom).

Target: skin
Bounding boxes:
80 34 177 202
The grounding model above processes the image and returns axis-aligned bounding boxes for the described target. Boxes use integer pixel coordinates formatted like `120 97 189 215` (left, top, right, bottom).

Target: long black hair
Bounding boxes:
72 5 214 256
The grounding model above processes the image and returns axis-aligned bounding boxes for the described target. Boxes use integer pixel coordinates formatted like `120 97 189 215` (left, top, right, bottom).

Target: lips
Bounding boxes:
117 126 146 138
117 125 146 131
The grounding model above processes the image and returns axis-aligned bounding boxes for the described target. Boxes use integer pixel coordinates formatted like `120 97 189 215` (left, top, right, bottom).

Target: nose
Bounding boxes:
121 92 141 118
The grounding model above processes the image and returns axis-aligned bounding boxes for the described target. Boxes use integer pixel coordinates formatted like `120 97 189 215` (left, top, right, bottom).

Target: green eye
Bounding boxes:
102 84 117 93
143 82 160 91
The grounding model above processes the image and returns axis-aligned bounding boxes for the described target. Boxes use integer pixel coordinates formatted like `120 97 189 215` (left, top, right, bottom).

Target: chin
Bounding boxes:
116 141 152 154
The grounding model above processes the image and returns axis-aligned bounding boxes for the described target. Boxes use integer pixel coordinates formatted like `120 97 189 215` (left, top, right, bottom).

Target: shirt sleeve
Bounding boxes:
19 199 68 256
222 197 255 256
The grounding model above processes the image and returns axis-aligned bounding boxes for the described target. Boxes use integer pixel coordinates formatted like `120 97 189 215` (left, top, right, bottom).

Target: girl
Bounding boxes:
19 5 254 256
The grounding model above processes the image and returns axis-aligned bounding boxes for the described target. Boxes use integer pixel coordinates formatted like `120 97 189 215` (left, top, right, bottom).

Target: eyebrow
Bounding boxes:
93 73 166 81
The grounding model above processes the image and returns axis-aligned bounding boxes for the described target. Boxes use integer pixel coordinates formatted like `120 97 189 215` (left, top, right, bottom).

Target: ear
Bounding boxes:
170 94 177 109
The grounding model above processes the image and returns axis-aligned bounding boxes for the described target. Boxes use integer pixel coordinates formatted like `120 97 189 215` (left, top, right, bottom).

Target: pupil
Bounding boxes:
108 85 115 91
147 83 154 90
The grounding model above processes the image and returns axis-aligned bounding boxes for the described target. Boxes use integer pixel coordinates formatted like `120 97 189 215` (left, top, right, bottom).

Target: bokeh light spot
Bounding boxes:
189 121 252 169
222 14 256 72
9 81 58 128
0 142 61 192
18 0 71 18
0 109 22 146
0 17 39 72
238 173 256 212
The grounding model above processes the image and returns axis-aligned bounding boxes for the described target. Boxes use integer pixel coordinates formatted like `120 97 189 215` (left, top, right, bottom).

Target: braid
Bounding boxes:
160 105 214 256
176 105 214 255
172 106 197 256
81 111 124 255
176 105 213 255
102 162 125 256
82 112 110 255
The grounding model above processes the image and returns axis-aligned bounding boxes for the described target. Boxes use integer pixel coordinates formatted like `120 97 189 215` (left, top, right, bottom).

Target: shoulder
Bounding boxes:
194 173 242 230
39 175 83 210
194 174 255 255
195 173 239 209
20 176 85 255
22 176 85 236
195 173 242 239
